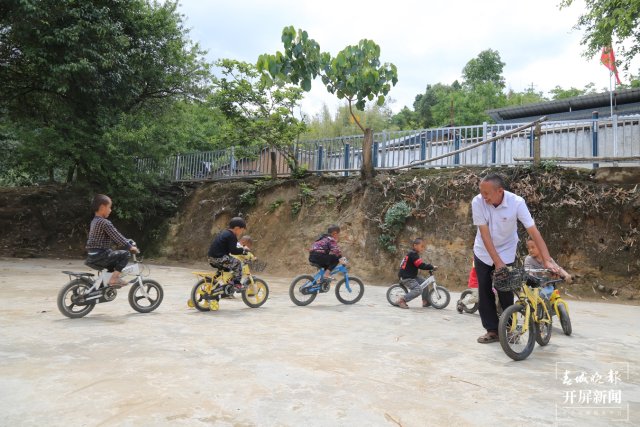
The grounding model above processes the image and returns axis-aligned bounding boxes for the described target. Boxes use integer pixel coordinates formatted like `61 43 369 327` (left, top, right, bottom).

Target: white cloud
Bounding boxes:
178 0 640 116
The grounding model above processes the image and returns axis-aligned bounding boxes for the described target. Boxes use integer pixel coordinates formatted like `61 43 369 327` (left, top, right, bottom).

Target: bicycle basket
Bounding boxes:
492 267 526 292
246 259 267 273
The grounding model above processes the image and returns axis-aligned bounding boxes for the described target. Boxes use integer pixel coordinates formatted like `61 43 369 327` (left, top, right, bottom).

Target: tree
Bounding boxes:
413 83 456 128
462 49 506 89
0 0 210 187
560 0 640 72
257 26 398 179
390 106 421 130
505 88 547 106
211 59 307 173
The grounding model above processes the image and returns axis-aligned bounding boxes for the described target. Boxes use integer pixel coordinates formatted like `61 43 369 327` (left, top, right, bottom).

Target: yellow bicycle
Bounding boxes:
495 267 564 361
188 253 269 311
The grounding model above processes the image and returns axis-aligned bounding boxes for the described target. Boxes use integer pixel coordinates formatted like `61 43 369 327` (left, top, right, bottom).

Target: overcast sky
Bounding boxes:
176 0 640 117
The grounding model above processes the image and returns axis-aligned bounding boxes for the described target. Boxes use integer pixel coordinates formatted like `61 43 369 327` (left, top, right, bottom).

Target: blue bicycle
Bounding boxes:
289 259 365 306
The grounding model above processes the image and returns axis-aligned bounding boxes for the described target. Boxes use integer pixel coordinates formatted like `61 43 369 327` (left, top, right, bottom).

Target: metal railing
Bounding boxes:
136 115 640 181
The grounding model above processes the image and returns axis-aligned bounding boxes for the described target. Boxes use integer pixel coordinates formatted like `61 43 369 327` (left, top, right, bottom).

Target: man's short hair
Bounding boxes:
412 237 424 246
91 194 111 212
327 225 340 234
481 173 506 189
229 217 247 229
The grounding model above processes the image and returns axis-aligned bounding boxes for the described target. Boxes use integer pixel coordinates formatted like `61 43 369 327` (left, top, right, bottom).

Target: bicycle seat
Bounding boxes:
309 262 323 269
209 263 232 272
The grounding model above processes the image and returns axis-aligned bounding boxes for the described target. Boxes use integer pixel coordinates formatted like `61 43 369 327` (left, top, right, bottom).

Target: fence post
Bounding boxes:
612 114 618 159
491 129 497 165
454 132 460 165
592 111 599 169
230 147 236 176
482 122 489 165
373 141 379 169
344 143 350 177
533 123 541 166
270 151 277 178
529 126 534 157
420 135 426 162
316 145 323 176
175 155 181 181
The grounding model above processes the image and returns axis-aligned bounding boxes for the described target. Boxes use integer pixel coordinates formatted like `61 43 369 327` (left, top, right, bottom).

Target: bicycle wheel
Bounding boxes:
498 303 536 361
241 277 269 308
289 275 317 306
335 276 364 305
557 303 572 336
458 289 478 314
191 279 212 312
535 303 552 346
386 284 408 306
427 285 450 309
128 279 164 313
57 279 96 318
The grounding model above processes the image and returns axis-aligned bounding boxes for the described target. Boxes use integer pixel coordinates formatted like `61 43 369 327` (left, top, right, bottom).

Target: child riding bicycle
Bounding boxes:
308 225 343 288
207 217 250 291
85 194 139 288
395 237 436 309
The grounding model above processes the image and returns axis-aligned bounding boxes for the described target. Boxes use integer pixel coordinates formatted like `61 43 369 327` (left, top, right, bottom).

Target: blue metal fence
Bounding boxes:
136 115 640 181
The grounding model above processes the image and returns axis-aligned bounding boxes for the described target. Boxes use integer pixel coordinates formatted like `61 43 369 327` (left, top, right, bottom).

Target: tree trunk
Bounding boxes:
66 165 76 183
360 128 375 181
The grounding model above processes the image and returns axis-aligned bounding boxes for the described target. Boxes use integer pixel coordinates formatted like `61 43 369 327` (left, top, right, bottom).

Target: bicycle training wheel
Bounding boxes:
129 279 163 313
498 303 536 361
335 276 364 305
557 303 572 336
386 284 408 307
289 275 317 306
458 289 478 314
241 277 269 308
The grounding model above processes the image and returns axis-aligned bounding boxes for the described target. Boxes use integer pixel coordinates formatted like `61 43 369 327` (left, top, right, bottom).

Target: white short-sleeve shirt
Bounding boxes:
472 190 535 266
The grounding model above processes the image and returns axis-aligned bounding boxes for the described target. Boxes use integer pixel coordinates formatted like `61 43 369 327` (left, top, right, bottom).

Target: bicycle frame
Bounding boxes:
76 256 147 300
309 264 352 292
549 288 570 317
511 284 552 334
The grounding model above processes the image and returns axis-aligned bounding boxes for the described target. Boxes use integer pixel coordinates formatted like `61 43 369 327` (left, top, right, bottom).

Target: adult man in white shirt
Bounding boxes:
472 174 557 344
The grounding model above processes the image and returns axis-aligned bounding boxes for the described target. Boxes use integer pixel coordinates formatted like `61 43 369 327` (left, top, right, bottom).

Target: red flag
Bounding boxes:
600 46 622 85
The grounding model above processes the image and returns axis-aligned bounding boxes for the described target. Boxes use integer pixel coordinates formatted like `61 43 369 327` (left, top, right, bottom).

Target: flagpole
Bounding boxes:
609 71 613 117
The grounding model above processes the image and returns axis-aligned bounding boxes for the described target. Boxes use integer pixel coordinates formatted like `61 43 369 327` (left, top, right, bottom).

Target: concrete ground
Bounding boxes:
0 258 638 427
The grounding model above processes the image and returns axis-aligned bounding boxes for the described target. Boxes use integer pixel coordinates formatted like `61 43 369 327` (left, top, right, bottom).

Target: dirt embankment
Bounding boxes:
1 167 639 300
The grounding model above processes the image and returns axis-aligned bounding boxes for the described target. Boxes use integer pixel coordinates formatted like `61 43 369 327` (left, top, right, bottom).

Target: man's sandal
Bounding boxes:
477 332 499 343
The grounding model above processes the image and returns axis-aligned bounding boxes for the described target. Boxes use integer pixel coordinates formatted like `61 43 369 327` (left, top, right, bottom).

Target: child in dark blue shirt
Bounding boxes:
207 217 249 289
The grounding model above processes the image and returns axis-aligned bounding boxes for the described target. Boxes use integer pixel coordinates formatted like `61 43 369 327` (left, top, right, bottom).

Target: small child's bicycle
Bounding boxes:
289 258 364 306
496 267 565 361
386 268 451 309
545 274 572 336
57 250 163 318
189 253 269 311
